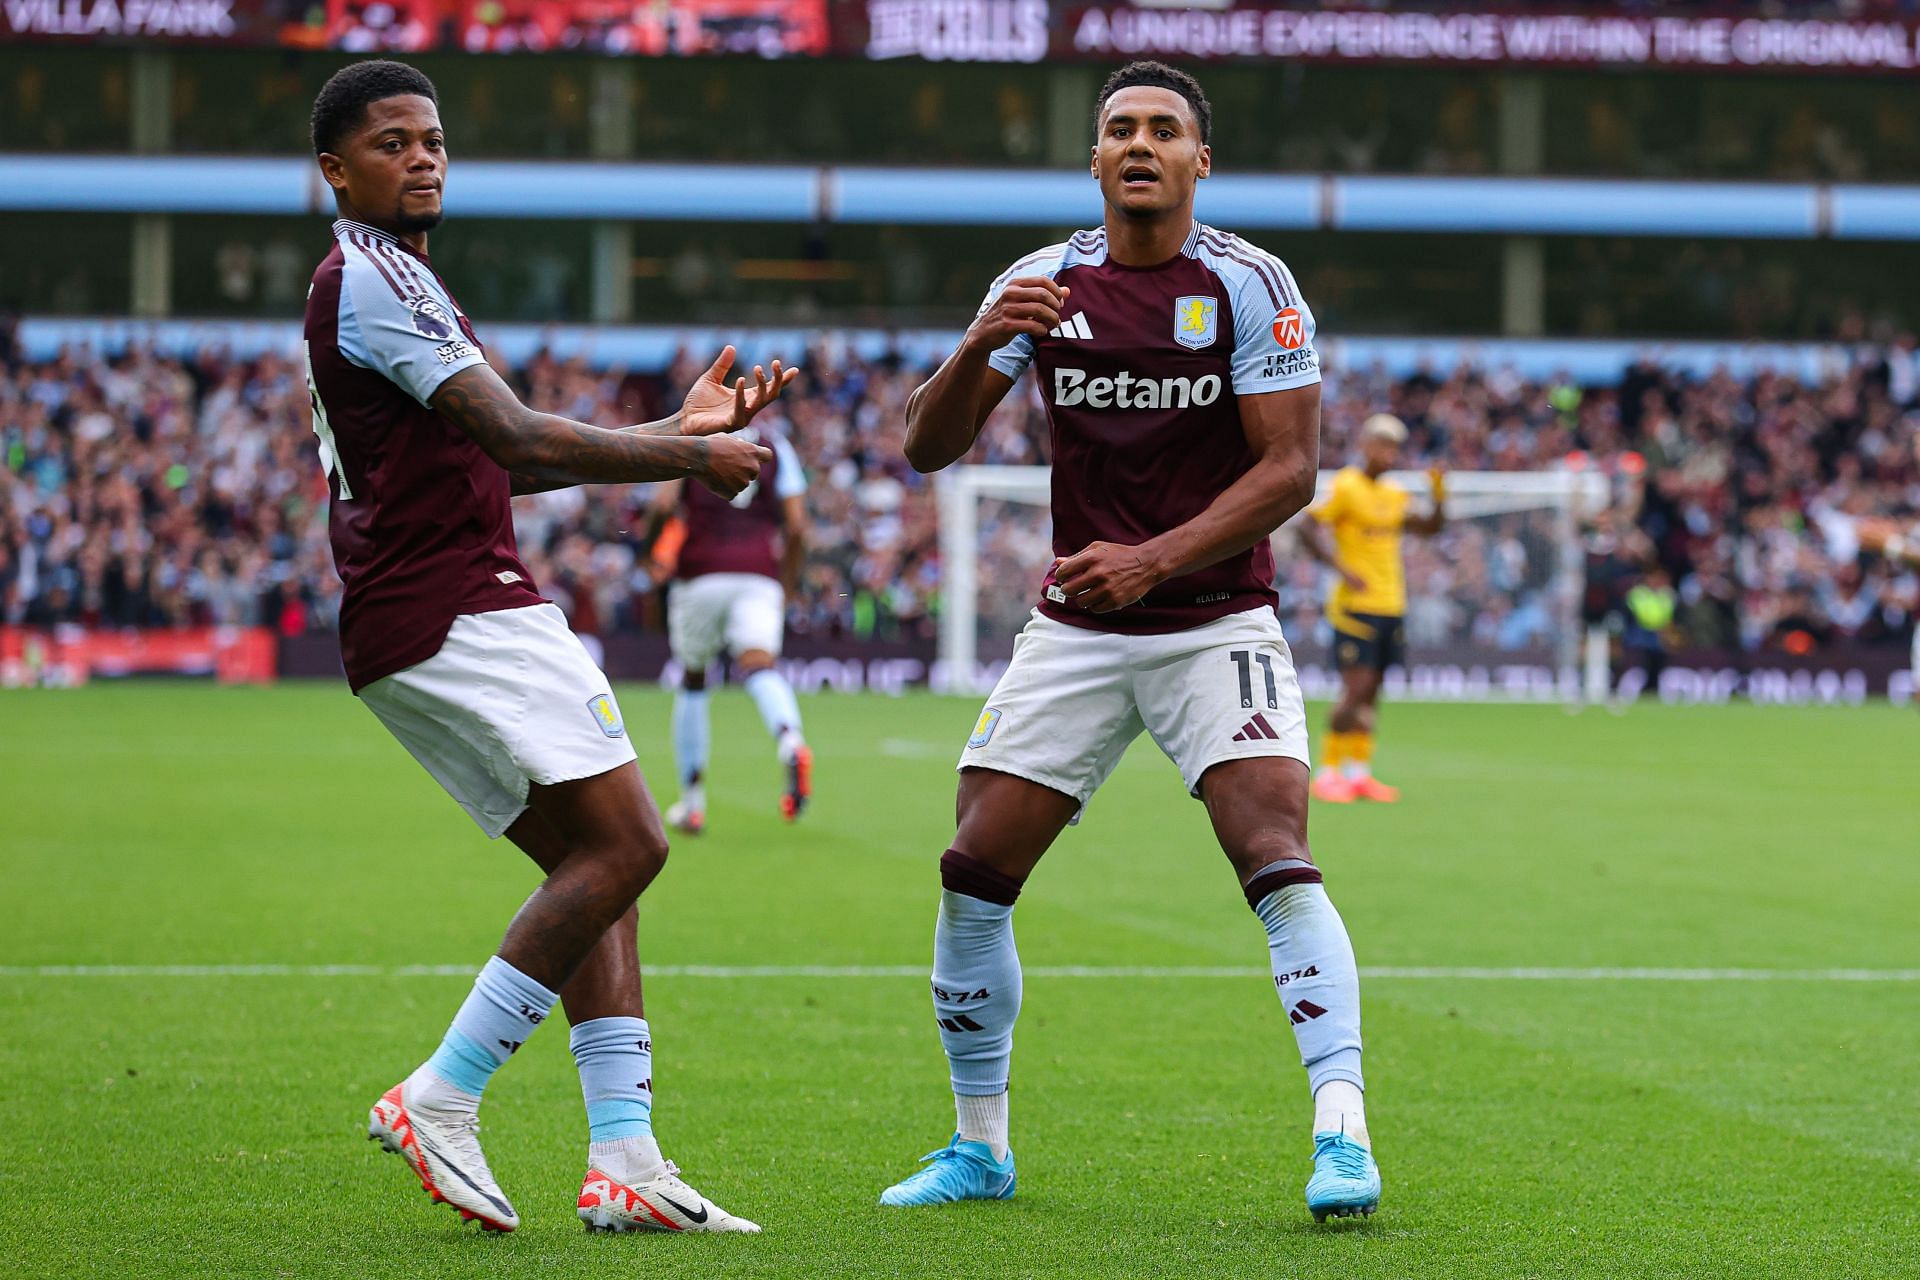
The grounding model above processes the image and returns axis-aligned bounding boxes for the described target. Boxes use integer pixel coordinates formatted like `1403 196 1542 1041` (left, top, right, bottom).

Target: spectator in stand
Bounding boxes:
3 337 1916 661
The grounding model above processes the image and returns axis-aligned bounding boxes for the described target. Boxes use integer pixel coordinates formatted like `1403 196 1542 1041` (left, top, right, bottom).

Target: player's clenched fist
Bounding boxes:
697 434 773 499
968 276 1071 350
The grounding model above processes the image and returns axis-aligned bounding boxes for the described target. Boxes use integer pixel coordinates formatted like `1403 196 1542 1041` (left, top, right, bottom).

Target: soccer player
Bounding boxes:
878 61 1381 1222
646 421 812 834
304 60 796 1235
1298 414 1446 804
1860 517 1920 702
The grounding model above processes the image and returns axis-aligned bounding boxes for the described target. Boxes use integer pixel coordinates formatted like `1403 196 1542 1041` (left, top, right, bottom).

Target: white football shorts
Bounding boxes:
360 602 638 839
959 607 1310 805
668 572 787 671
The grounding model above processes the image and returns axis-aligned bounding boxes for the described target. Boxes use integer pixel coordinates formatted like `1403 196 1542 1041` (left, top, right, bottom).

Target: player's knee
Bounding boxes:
1236 843 1321 909
681 669 707 692
1228 830 1313 883
1240 833 1312 868
736 649 775 675
940 847 1027 905
597 830 669 900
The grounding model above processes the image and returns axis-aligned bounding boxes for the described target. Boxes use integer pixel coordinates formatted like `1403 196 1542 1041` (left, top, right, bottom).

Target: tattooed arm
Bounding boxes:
432 364 770 497
507 418 686 495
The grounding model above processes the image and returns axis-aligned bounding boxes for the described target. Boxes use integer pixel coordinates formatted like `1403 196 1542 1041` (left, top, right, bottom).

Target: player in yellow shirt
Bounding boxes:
1300 414 1446 803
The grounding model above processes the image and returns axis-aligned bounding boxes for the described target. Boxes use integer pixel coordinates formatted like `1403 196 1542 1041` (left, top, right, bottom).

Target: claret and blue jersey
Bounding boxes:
303 217 544 692
977 221 1321 635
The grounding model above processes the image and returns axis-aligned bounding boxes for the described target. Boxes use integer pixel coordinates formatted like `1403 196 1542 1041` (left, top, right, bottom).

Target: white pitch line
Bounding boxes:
3 964 1919 981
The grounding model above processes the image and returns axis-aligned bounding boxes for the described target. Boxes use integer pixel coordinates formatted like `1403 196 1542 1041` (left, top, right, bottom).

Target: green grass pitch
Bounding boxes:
2 683 1916 1278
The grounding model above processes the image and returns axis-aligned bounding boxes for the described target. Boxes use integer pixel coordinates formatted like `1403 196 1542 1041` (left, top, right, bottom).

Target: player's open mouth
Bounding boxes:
1121 167 1157 186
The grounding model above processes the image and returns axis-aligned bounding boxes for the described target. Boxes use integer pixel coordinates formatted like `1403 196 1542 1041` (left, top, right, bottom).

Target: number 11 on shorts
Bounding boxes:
1231 650 1280 710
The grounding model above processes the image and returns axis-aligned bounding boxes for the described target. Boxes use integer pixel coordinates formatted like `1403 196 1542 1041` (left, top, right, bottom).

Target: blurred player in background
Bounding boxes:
647 420 812 833
1299 414 1446 803
1860 515 1920 703
879 61 1381 1223
304 60 795 1236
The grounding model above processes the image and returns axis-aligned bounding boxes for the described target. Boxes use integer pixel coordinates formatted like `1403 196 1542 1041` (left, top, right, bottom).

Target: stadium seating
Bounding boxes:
2 328 1914 656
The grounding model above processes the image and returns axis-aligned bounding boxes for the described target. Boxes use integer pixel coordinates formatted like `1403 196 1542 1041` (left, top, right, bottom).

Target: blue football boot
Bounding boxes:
1305 1131 1381 1222
878 1135 1016 1206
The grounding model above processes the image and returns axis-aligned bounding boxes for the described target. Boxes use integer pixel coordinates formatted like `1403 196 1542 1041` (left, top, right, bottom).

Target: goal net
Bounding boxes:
938 466 1609 702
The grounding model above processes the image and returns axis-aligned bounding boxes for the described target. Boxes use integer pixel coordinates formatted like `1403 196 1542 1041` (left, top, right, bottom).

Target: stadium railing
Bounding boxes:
5 157 1920 241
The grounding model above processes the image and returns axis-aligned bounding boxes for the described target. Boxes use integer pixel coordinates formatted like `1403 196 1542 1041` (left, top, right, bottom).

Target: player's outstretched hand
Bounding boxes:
680 345 801 436
697 433 774 500
1427 465 1448 502
1051 541 1162 613
968 276 1069 351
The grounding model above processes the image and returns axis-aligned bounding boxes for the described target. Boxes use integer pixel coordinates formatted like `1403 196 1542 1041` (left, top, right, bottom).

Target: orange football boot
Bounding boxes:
1352 776 1401 803
781 745 813 821
1311 772 1358 804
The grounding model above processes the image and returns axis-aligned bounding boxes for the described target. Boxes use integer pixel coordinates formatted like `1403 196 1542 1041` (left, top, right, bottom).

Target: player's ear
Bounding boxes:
317 152 348 193
1197 143 1211 180
1089 144 1099 180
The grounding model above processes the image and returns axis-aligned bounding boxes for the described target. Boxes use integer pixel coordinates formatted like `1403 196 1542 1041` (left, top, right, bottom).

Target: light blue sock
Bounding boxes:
1254 883 1364 1093
672 687 710 799
570 1016 654 1141
422 955 560 1098
932 890 1022 1098
743 668 804 758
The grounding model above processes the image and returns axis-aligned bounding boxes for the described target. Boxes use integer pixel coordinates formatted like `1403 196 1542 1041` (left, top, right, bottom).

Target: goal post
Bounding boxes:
937 465 1609 701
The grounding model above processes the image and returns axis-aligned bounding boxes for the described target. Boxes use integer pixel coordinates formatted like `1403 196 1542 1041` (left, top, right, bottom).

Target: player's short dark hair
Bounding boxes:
1095 61 1211 144
311 59 438 156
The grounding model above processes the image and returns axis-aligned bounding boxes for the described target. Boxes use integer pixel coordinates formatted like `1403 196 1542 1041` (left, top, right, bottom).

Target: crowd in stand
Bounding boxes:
2 319 1916 661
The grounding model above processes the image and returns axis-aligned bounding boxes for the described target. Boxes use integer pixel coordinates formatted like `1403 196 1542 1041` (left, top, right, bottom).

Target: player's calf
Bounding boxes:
671 686 710 829
883 848 1031 1205
739 661 810 819
1242 867 1380 1220
496 829 667 991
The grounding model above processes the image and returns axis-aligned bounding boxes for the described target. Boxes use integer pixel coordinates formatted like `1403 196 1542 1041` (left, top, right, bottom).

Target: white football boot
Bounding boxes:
367 1080 519 1232
577 1160 760 1233
664 799 706 836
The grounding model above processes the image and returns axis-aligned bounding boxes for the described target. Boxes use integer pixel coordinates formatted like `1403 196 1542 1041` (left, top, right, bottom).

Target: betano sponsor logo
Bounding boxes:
1053 367 1222 410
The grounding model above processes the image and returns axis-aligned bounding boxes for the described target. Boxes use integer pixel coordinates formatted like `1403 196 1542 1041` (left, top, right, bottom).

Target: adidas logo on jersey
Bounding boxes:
1048 313 1094 340
1053 367 1223 410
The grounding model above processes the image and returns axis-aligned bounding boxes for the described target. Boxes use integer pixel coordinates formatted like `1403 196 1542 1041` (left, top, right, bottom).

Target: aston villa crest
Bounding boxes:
1174 295 1217 349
